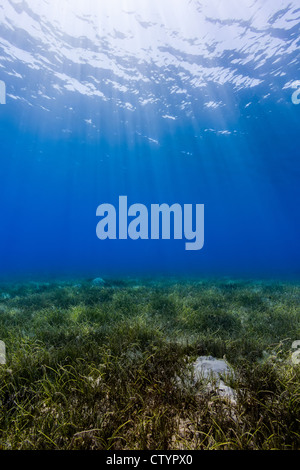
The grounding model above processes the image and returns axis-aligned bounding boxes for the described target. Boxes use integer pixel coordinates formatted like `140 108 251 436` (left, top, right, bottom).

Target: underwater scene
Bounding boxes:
0 0 299 453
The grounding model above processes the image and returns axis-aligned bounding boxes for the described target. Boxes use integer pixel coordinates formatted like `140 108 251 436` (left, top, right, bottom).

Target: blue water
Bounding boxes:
0 0 299 280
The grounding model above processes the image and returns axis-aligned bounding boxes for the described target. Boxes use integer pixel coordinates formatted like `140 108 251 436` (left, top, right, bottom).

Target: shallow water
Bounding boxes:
0 0 299 280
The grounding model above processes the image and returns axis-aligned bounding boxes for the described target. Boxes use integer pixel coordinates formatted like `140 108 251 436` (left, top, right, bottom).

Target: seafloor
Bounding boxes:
0 277 299 450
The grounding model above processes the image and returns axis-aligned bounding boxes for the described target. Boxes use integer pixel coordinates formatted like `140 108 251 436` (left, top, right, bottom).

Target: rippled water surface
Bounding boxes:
0 0 299 279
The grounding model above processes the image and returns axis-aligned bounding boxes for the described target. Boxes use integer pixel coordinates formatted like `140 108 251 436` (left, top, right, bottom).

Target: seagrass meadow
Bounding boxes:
0 278 299 450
